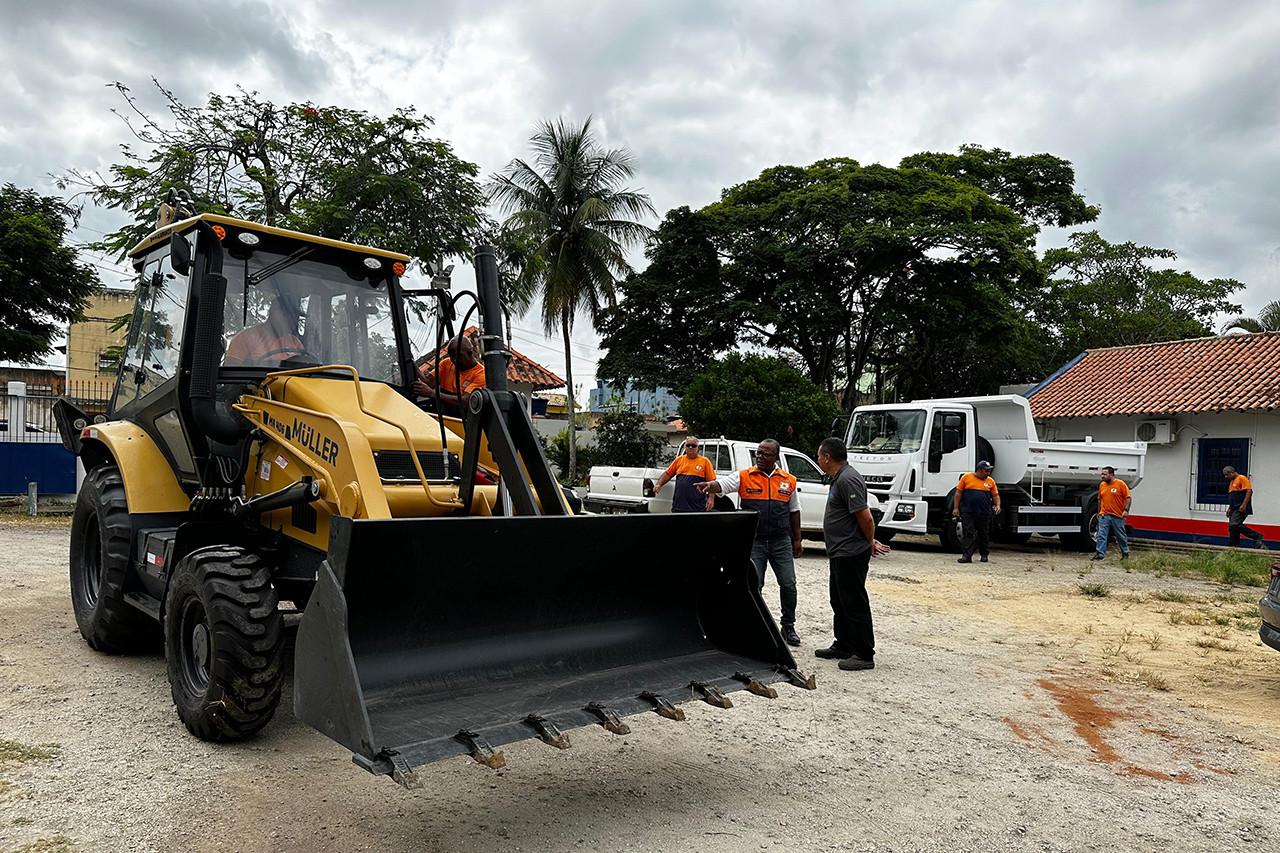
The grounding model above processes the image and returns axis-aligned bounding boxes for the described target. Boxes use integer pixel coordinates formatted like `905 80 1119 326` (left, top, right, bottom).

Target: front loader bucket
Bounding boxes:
293 512 810 783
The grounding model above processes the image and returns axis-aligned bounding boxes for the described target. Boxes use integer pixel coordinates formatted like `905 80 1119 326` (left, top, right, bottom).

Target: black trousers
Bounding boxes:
1227 510 1265 547
960 512 991 559
829 551 874 660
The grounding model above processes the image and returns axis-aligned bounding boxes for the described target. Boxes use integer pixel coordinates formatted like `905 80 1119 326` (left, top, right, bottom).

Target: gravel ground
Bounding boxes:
1 518 1278 853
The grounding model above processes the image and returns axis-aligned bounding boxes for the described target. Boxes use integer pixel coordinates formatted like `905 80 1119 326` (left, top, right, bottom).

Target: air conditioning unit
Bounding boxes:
1135 419 1175 445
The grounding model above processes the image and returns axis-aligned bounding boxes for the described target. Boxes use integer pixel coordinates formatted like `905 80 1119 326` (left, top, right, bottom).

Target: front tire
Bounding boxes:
69 465 159 653
940 513 963 553
164 547 285 741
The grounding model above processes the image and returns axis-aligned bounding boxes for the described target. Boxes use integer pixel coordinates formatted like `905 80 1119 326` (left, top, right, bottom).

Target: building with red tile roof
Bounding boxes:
1026 332 1280 547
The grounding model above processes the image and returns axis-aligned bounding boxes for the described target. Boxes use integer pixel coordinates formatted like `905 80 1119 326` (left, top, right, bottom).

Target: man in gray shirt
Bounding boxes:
814 437 880 671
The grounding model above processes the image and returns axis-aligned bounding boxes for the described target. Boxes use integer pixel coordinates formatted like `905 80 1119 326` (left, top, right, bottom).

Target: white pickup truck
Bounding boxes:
844 395 1146 551
584 438 878 536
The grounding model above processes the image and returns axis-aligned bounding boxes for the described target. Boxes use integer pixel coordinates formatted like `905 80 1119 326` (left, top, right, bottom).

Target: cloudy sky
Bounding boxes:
3 0 1278 395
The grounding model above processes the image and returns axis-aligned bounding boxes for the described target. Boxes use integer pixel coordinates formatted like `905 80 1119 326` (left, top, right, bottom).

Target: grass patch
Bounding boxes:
13 816 34 825
1136 669 1170 691
1193 636 1238 652
1077 583 1112 598
1127 549 1272 587
0 739 60 766
16 838 74 853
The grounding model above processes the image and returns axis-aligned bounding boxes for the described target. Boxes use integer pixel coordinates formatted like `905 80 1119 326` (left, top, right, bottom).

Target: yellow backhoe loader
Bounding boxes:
54 207 814 786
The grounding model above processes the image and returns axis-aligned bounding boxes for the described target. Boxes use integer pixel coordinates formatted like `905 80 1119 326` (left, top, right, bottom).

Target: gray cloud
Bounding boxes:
4 0 1279 381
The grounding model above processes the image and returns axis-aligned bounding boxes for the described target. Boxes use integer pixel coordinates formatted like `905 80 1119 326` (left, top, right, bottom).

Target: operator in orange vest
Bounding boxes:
413 335 486 418
1092 465 1132 561
224 295 306 366
698 439 803 646
1223 466 1266 548
952 460 1001 564
652 437 715 512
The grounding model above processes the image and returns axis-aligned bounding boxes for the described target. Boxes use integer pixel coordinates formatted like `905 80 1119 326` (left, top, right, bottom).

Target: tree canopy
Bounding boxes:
62 80 488 267
0 184 100 362
1038 230 1243 359
678 354 842 453
599 144 1247 405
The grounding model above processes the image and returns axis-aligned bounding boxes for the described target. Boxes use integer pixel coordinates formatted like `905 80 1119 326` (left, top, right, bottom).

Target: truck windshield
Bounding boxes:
220 251 402 384
847 410 926 454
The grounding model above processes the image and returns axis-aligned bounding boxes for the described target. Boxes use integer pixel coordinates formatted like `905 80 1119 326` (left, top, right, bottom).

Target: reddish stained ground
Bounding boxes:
1034 679 1191 784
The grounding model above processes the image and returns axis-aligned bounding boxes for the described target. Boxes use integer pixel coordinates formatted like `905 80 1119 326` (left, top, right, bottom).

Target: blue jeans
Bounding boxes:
1095 514 1129 557
750 536 797 627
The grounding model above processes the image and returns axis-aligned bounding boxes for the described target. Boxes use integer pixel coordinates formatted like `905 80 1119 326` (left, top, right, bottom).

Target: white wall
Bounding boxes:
1039 411 1280 544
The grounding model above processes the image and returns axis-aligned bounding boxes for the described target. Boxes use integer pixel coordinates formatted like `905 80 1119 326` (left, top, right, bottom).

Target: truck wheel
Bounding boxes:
876 529 896 544
69 465 160 653
939 514 963 553
1061 498 1100 552
165 546 285 741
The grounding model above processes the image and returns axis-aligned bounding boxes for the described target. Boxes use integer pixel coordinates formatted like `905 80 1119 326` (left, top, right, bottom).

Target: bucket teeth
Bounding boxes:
386 751 423 790
778 666 818 690
690 681 733 708
524 714 571 749
584 702 631 735
639 691 686 721
732 672 778 698
455 729 506 769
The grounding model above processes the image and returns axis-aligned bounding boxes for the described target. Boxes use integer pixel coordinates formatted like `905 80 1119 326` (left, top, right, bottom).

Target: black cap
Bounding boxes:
976 460 993 470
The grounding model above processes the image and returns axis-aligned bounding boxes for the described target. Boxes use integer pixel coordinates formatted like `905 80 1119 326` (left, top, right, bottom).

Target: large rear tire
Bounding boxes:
69 465 160 653
876 529 897 544
164 546 285 741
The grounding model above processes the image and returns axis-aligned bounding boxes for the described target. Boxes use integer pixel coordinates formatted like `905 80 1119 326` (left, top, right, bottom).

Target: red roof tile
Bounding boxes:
417 327 565 392
1028 332 1280 419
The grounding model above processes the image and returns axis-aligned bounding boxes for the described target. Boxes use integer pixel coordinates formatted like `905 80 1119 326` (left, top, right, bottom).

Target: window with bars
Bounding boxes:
1195 438 1251 506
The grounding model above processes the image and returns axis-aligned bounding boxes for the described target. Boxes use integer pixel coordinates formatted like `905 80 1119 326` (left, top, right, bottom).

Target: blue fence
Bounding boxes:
0 443 76 495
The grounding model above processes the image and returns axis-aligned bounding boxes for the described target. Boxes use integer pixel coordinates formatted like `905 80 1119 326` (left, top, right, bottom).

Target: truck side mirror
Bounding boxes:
830 415 848 437
942 431 960 453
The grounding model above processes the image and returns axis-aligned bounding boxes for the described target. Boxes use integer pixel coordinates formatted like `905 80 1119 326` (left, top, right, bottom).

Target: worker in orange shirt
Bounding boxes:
952 461 1000 563
652 437 715 512
1092 466 1131 561
1223 466 1266 548
413 335 486 418
224 295 307 366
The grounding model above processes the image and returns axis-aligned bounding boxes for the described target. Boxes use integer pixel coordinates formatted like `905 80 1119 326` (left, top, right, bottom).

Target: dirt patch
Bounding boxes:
868 561 1280 740
3 528 1279 852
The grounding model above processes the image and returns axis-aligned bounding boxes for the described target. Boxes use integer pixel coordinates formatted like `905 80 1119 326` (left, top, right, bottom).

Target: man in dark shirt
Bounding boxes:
953 460 1001 564
813 437 880 671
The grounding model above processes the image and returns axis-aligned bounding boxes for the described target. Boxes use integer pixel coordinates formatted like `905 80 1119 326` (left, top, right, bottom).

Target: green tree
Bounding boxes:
0 184 100 362
1039 231 1243 359
591 409 668 469
596 206 740 395
679 354 841 452
1221 300 1280 333
61 81 488 268
488 117 655 483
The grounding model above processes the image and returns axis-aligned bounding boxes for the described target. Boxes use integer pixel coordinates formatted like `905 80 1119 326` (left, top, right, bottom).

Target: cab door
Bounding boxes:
921 409 972 497
782 450 828 532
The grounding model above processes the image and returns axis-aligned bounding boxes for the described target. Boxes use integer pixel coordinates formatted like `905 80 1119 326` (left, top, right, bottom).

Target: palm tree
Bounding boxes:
489 117 655 483
1222 300 1280 333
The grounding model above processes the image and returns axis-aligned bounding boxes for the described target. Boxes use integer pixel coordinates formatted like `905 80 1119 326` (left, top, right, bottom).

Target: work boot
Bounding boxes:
837 656 875 671
1090 555 1105 561
1254 533 1267 548
814 644 851 660
957 557 972 564
781 625 801 647
979 555 989 563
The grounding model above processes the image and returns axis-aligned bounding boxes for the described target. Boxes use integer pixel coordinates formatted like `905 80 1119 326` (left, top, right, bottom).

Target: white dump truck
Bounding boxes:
843 395 1146 552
